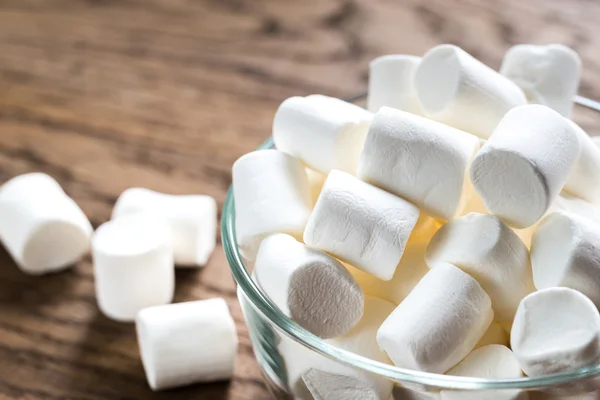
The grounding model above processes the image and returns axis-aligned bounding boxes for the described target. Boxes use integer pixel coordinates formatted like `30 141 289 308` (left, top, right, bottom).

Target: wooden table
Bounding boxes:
0 1 599 399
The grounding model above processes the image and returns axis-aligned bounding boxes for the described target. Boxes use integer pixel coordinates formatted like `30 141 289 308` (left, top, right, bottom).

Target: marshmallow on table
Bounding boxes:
426 213 534 324
358 107 480 220
511 287 600 376
254 233 364 339
136 298 238 391
92 214 174 322
563 122 600 204
273 95 373 175
414 44 526 139
470 105 580 229
233 150 312 260
531 212 600 309
304 170 420 281
441 345 526 400
475 321 509 349
377 263 493 373
0 173 92 275
112 188 217 267
368 55 422 114
500 44 581 118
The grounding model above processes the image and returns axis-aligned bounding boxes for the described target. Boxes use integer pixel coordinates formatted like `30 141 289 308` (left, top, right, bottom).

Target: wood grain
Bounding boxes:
0 0 598 399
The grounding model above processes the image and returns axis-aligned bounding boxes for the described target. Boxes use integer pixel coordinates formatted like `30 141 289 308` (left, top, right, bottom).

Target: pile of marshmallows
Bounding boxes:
233 44 600 399
0 175 236 391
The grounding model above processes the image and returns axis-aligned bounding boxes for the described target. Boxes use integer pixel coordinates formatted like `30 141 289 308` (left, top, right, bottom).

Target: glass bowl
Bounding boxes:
222 93 600 399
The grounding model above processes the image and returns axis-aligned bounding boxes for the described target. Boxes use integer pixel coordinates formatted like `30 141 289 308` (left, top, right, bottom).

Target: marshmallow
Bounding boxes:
393 386 441 400
112 188 217 267
441 345 526 400
475 321 509 349
345 242 429 306
358 107 479 220
426 213 534 323
377 263 493 373
415 44 526 139
136 298 238 391
304 170 420 280
232 150 312 260
273 95 373 175
511 287 600 376
255 233 364 339
368 55 422 114
92 214 174 321
0 173 92 274
563 122 600 204
306 168 327 205
531 212 600 308
470 105 580 229
500 44 581 118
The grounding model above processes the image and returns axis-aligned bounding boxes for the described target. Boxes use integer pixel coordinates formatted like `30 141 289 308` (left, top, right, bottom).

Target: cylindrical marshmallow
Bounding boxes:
415 44 526 139
563 122 600 204
442 345 526 400
426 213 534 323
377 263 493 373
304 170 420 281
368 55 422 114
511 287 600 376
273 95 373 175
358 107 479 220
500 44 581 118
475 321 509 349
92 214 174 322
0 173 92 274
254 233 364 339
136 298 238 391
470 105 580 229
531 212 600 308
232 150 312 260
112 188 217 267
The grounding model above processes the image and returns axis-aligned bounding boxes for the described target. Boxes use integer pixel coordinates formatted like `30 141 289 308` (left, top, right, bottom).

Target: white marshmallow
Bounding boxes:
273 95 373 175
358 107 480 220
377 263 493 373
500 44 581 118
368 55 422 114
563 122 600 204
470 105 580 229
232 150 312 260
255 233 364 339
511 287 600 376
415 44 526 139
112 188 217 267
306 168 327 205
304 170 420 280
426 213 534 324
0 173 92 274
441 345 526 400
475 321 509 349
136 298 237 391
531 212 600 308
92 214 174 322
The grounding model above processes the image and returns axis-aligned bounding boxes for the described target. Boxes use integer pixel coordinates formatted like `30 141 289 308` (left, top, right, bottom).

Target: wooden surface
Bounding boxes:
0 0 599 399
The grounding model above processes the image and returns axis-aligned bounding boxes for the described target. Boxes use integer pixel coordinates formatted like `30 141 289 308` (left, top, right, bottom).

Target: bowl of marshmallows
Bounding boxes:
224 43 600 399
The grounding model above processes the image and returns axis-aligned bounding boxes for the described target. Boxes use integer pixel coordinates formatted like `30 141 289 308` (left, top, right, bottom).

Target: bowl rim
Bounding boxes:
221 93 600 391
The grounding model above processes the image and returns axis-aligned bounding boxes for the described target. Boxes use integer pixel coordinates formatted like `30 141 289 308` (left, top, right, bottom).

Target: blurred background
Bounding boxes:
0 0 598 399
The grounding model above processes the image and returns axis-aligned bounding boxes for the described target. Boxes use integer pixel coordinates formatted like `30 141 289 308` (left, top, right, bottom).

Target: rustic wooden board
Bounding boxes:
0 0 598 398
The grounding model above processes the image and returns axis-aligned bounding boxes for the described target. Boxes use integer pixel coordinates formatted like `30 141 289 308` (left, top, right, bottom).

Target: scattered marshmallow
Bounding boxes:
377 263 493 373
112 188 217 267
426 213 534 324
475 321 509 349
0 173 92 274
563 122 600 204
232 150 312 260
306 168 327 205
531 212 600 308
511 287 600 376
92 214 174 322
368 55 422 114
470 105 580 229
500 44 581 118
254 233 364 339
273 95 373 175
304 170 420 280
136 298 238 391
441 345 525 400
415 44 526 139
